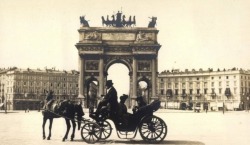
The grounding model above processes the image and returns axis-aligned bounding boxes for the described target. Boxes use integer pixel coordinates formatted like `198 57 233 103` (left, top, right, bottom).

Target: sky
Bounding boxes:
1 0 250 95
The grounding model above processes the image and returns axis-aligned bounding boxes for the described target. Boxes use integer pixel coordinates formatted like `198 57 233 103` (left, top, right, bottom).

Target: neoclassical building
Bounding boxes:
158 68 250 111
2 66 249 111
0 67 79 110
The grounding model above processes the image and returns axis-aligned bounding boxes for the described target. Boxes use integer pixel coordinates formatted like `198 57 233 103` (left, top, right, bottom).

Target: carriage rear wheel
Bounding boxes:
99 120 112 140
81 122 101 143
139 115 167 143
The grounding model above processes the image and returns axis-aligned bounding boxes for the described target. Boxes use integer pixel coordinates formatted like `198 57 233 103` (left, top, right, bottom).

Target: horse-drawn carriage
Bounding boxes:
80 99 167 143
42 91 167 143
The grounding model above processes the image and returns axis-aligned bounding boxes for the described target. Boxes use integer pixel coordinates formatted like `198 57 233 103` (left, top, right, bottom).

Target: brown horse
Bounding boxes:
42 99 84 141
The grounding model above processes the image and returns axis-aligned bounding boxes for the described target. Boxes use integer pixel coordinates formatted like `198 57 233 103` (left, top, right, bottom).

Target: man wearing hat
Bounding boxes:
96 80 118 116
43 90 54 110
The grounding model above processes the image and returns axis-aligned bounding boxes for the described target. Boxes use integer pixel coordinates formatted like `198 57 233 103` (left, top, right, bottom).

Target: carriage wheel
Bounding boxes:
99 121 112 140
139 115 167 143
81 122 101 143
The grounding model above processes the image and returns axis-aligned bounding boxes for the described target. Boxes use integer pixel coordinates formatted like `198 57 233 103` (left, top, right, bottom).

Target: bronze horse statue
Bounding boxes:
102 15 115 27
148 17 157 28
80 16 89 27
42 95 84 141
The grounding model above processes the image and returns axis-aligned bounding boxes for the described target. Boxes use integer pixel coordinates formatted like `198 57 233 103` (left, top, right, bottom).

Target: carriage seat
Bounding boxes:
133 100 161 117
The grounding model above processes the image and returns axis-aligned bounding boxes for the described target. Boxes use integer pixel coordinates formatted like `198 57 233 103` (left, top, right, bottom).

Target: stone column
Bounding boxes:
78 55 85 98
99 56 104 96
152 58 156 99
132 57 137 106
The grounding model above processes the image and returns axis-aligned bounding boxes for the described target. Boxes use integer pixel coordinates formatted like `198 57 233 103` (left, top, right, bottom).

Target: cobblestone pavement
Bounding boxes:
0 109 250 145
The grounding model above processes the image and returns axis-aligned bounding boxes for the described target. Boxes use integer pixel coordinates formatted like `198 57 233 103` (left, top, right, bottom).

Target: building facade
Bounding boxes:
0 67 79 110
2 67 250 111
158 68 250 111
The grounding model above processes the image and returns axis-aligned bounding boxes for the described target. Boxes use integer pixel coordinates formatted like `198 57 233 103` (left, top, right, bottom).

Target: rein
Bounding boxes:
43 109 90 123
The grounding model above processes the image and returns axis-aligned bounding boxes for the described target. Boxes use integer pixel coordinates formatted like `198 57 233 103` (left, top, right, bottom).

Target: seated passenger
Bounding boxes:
118 94 128 115
132 96 147 114
118 94 130 125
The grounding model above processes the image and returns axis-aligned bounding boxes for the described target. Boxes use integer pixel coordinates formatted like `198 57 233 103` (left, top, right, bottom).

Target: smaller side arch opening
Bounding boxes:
86 77 99 108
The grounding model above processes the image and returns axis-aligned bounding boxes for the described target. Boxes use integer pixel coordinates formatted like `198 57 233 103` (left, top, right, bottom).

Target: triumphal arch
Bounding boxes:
75 12 161 107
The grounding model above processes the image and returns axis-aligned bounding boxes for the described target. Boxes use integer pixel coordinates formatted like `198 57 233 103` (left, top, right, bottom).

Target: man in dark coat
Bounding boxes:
96 80 118 116
43 90 54 110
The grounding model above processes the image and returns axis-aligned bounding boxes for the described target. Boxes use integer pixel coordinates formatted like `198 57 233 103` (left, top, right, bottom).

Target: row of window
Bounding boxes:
160 81 250 89
7 75 77 82
4 81 79 88
160 76 234 82
160 88 250 96
160 88 236 96
14 92 78 100
160 75 250 82
6 87 78 94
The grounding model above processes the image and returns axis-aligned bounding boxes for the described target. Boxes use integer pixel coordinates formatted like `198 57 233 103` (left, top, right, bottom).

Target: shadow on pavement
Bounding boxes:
73 139 205 145
0 111 19 113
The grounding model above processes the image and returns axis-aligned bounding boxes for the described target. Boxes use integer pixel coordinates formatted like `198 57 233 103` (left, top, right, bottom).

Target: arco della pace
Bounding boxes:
76 12 159 107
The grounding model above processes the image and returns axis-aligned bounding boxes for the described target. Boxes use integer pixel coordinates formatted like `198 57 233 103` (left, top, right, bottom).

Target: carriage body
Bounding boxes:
81 100 167 143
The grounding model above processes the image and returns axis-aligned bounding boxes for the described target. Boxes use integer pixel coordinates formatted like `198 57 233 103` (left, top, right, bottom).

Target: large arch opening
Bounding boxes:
107 63 130 106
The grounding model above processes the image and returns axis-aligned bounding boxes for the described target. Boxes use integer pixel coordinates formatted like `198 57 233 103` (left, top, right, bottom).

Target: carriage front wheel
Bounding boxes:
139 115 167 143
81 122 101 143
99 120 112 140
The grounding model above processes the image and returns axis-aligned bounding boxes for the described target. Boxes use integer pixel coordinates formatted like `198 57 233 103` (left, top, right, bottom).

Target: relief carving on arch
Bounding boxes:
85 60 99 71
136 31 154 42
138 61 151 71
84 31 101 41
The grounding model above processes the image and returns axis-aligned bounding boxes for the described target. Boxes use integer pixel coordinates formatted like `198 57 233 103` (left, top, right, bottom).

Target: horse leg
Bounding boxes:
71 120 76 141
42 117 47 140
47 118 53 140
63 119 71 141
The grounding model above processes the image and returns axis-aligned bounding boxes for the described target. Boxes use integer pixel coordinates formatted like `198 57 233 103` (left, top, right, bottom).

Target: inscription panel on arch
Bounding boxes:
102 33 135 41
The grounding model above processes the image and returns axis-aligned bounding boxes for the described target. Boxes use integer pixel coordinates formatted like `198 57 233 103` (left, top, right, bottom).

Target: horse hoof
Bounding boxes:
70 138 73 141
47 137 50 140
43 137 46 140
62 138 65 142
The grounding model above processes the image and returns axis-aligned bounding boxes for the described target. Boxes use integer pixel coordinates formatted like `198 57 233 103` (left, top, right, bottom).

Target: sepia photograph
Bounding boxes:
0 0 250 145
